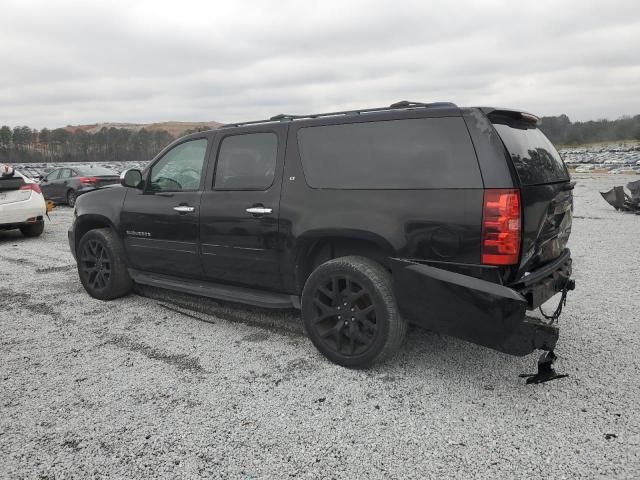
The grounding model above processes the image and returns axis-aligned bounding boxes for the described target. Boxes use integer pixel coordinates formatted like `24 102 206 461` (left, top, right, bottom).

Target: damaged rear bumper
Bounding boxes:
391 250 573 356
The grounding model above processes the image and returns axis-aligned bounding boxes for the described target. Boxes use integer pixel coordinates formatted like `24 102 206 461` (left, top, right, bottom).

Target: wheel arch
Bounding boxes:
74 214 119 256
293 230 395 293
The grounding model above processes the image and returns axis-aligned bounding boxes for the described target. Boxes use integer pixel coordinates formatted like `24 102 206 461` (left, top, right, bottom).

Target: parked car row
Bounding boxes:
3 162 149 206
572 164 640 174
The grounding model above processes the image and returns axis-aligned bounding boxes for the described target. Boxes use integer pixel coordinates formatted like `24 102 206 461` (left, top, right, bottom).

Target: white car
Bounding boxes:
0 165 47 237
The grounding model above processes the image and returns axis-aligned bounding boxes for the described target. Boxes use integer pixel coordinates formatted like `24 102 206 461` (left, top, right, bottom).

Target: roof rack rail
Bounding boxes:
221 101 458 128
269 114 303 121
389 100 427 108
390 100 458 109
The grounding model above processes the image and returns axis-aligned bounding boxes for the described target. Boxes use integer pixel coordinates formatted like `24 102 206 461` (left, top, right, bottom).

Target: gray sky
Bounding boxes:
2 0 639 128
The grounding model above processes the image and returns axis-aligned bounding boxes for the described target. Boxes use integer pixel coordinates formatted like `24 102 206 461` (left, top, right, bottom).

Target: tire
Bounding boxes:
77 228 132 300
301 256 407 368
67 190 77 207
19 221 44 237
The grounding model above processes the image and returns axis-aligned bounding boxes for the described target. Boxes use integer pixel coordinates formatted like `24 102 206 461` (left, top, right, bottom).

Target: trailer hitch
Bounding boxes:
519 350 568 384
539 278 575 322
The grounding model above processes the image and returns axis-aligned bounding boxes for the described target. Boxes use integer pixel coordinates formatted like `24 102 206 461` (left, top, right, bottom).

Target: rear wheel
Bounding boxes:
77 228 132 300
19 221 44 237
301 256 407 368
67 190 77 207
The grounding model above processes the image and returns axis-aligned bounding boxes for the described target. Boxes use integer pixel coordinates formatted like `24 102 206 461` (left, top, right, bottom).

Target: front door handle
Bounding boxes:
173 205 195 213
246 206 272 215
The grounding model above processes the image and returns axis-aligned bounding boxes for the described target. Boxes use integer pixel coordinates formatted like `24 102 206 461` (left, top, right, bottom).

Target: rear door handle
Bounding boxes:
173 205 195 213
246 206 272 215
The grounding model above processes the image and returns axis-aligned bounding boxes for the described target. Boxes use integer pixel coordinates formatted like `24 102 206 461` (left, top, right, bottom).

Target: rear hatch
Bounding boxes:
0 171 30 205
489 111 573 279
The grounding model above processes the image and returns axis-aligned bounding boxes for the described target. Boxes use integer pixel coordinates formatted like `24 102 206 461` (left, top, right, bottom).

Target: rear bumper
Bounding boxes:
0 195 47 226
510 249 572 309
391 250 573 356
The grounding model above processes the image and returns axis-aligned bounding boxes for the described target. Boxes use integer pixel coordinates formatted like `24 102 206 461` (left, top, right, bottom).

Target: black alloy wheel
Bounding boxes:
310 274 378 357
80 238 112 292
302 256 407 368
76 228 132 300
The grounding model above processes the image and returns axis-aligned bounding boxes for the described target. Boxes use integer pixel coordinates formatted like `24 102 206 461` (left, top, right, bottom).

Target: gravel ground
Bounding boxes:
1 174 639 479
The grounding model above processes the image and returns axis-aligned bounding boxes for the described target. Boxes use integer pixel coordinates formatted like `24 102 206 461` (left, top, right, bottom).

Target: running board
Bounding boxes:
128 269 299 309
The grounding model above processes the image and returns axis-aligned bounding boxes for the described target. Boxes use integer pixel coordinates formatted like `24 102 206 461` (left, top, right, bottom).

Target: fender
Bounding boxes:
286 229 396 293
69 186 128 258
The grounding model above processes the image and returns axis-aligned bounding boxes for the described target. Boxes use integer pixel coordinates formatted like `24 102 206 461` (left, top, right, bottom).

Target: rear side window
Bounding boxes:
215 133 278 190
297 117 481 189
493 124 569 186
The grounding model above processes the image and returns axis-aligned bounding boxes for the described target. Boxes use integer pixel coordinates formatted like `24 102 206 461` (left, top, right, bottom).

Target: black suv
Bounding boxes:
68 101 574 368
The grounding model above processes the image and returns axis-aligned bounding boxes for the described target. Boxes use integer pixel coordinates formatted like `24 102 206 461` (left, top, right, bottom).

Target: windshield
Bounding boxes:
76 165 118 176
493 124 569 186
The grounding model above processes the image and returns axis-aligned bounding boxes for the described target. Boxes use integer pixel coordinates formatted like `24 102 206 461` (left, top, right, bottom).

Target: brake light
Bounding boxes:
20 183 41 194
481 189 521 265
79 176 97 184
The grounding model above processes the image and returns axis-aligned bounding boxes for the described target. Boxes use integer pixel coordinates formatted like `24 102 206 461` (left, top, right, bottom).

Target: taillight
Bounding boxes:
79 176 97 184
20 183 41 194
481 189 521 265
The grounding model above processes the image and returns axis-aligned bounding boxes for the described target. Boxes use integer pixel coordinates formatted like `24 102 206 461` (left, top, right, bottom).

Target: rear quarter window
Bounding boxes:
297 117 482 189
493 124 569 186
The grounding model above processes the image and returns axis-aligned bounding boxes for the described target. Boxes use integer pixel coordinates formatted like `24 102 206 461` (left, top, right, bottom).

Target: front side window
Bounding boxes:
214 133 277 190
297 117 482 189
149 139 208 192
45 170 60 181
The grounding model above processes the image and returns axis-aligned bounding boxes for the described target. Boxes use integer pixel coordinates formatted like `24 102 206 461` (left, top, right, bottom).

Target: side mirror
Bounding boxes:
120 169 143 188
41 177 48 183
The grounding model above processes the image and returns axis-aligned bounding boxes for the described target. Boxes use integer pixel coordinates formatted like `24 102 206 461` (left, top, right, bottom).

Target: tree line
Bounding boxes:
539 114 640 146
0 125 178 164
2 115 640 164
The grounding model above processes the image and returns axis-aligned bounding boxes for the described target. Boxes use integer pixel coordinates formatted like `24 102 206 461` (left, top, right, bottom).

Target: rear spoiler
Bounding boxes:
478 107 541 126
0 166 25 191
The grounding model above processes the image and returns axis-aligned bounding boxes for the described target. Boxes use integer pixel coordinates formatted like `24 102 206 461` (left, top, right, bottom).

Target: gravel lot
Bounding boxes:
1 174 639 479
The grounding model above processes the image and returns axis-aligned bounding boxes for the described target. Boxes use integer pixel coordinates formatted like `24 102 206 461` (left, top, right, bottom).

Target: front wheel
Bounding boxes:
77 228 132 300
301 256 407 368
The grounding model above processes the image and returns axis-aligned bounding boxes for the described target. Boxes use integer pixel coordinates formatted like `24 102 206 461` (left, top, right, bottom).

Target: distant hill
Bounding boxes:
63 121 223 137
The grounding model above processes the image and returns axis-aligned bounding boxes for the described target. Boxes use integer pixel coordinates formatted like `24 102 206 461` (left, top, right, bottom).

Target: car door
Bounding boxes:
40 169 61 200
57 168 74 201
199 125 287 291
120 135 211 277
